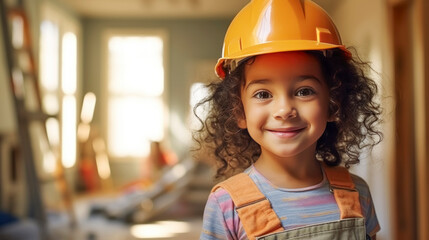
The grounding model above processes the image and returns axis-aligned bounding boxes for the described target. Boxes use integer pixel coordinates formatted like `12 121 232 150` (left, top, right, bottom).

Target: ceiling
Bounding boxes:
57 0 337 19
57 0 249 18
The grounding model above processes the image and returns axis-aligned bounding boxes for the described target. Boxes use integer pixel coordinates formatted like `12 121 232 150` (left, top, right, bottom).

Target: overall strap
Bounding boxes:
212 173 283 240
322 164 364 219
211 165 363 239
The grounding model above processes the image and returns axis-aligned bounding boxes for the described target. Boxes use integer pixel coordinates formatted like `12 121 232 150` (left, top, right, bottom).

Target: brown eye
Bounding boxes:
296 88 315 97
254 91 272 99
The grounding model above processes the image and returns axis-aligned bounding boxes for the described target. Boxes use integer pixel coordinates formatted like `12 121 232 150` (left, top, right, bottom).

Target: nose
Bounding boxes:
272 99 297 120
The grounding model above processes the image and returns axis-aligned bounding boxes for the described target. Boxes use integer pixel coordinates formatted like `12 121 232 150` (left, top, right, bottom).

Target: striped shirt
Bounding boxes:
201 165 380 239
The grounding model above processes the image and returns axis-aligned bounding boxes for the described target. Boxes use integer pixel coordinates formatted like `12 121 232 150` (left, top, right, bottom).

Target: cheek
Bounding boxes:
312 91 330 119
301 101 330 125
241 102 267 128
245 103 266 117
317 101 330 119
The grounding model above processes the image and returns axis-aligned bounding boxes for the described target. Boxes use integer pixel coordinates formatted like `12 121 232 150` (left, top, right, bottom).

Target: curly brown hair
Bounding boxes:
193 49 382 179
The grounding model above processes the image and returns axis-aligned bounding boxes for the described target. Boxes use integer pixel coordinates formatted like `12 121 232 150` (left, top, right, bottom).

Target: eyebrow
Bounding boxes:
244 79 271 90
296 75 322 84
245 74 322 90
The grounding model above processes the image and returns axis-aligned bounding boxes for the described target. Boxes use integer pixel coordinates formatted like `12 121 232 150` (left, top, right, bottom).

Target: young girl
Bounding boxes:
194 0 382 239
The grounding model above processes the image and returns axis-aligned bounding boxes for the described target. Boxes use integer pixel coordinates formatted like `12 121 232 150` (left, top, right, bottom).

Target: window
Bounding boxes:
105 31 167 159
39 3 79 170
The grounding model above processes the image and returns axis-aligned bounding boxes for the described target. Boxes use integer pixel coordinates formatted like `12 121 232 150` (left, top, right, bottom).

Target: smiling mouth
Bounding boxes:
267 127 306 138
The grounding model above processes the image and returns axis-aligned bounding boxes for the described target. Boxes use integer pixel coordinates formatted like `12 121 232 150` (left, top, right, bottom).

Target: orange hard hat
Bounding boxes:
215 0 350 79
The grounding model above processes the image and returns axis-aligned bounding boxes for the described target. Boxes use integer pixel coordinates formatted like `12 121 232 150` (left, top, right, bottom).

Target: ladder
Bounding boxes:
0 0 76 239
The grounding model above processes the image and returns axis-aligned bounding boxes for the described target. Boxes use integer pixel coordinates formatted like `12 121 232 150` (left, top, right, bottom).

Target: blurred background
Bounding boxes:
0 0 427 239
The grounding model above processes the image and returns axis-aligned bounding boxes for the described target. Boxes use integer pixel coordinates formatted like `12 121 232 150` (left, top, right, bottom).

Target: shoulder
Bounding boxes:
202 185 245 239
201 188 234 240
209 187 235 208
350 173 372 197
208 173 247 218
349 173 381 236
350 174 368 188
349 173 374 210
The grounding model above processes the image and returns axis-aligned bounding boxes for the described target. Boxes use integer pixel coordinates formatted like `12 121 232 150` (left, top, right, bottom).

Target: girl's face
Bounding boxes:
239 52 330 161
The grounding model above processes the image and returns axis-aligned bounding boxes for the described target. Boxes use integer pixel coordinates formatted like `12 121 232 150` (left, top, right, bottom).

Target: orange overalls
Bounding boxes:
212 164 368 240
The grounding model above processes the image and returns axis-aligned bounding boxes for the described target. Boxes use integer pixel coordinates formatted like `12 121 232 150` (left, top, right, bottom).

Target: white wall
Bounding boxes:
328 1 395 239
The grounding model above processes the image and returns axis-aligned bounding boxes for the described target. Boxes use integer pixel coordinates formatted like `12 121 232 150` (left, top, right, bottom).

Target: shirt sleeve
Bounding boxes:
200 189 235 240
352 175 381 237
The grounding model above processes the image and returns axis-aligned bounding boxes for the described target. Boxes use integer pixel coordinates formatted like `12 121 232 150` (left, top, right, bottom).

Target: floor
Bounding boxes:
0 162 213 240
50 216 202 240
47 192 205 240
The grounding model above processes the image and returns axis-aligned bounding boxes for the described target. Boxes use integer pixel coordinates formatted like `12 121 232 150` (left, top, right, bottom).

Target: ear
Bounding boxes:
237 115 247 129
327 104 339 122
327 112 339 123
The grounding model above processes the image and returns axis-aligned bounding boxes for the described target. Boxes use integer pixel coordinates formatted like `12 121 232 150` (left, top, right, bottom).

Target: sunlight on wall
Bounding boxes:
93 137 111 179
39 21 59 115
80 92 96 123
78 92 96 142
44 118 59 173
61 32 77 168
62 96 76 168
62 33 77 95
34 121 57 174
40 21 60 173
46 117 60 148
170 111 192 148
43 150 56 174
189 82 209 130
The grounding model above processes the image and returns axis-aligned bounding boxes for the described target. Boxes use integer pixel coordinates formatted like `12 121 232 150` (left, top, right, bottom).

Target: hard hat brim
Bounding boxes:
215 41 350 79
